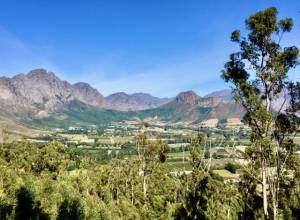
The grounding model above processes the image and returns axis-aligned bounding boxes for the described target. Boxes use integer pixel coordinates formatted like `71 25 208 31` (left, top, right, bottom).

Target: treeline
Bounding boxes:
0 132 299 219
0 137 242 220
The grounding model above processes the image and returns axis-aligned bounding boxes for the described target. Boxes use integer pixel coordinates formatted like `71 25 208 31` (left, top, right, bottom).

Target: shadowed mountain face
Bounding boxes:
174 91 223 107
106 92 172 111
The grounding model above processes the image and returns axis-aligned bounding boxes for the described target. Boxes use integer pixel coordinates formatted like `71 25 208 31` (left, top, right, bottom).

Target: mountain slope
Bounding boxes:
136 91 244 122
72 82 109 107
0 69 108 118
24 100 133 129
106 92 172 111
0 69 245 129
205 89 233 101
26 91 244 129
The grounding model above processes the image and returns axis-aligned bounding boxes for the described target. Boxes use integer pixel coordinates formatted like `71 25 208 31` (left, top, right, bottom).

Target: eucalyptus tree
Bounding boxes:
222 7 299 219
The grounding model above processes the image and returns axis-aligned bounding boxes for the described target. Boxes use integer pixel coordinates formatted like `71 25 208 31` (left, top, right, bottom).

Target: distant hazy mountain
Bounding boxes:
106 92 172 111
205 89 233 101
204 89 290 113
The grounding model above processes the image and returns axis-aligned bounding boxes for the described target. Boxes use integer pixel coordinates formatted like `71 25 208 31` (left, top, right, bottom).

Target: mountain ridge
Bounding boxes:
0 69 245 129
204 89 233 101
106 92 172 111
0 69 109 118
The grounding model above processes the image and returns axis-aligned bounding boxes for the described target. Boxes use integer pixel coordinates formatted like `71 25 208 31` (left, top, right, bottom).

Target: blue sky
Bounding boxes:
0 0 299 97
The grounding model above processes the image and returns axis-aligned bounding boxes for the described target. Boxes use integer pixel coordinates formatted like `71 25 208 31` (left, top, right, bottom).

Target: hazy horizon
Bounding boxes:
0 0 299 97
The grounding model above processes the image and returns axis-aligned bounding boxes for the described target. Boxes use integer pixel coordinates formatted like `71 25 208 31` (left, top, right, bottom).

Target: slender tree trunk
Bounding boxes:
131 183 134 204
272 164 279 219
271 174 280 220
125 179 128 196
227 203 231 219
137 141 140 160
272 190 277 220
262 159 268 218
182 147 185 163
143 162 147 200
143 175 147 199
207 140 212 172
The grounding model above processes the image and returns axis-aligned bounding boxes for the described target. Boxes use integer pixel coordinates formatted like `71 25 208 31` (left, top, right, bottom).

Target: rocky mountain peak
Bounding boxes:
72 82 108 107
26 69 57 80
0 69 110 117
73 82 101 95
73 82 92 88
28 68 49 75
108 92 129 98
175 90 200 105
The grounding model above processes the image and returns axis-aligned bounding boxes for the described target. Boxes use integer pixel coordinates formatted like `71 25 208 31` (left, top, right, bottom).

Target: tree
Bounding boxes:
57 198 85 220
141 137 169 200
14 186 50 220
222 7 299 219
190 134 205 173
224 162 237 174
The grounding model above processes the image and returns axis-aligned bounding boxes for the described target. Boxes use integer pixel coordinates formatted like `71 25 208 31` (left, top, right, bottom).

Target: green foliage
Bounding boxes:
14 186 50 220
24 100 216 130
222 6 300 219
0 132 250 220
0 198 13 220
57 198 84 220
177 173 243 220
1 7 299 220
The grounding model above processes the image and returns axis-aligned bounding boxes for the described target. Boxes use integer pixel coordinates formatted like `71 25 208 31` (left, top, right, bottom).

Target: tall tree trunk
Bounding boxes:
227 202 231 219
143 162 147 200
262 158 268 218
143 175 147 200
272 191 277 220
131 183 134 204
137 141 140 160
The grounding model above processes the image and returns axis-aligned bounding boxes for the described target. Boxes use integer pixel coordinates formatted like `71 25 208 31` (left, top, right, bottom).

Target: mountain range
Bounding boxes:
0 69 243 129
130 90 244 124
106 92 172 111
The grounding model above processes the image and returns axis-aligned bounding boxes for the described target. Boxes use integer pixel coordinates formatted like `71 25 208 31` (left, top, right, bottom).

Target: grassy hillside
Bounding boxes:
23 99 243 129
